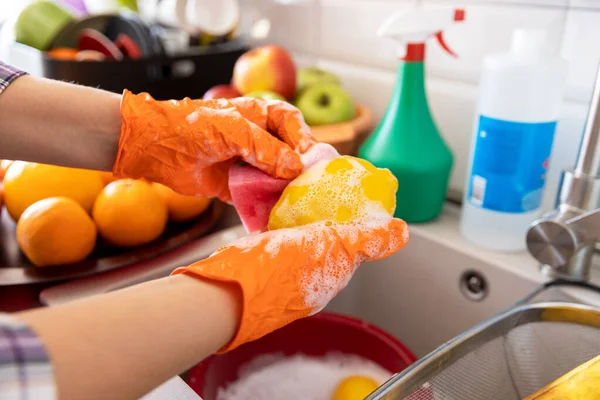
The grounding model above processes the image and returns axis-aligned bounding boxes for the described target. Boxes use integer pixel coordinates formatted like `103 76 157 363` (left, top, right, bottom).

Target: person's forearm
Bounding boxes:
17 274 241 400
0 75 122 171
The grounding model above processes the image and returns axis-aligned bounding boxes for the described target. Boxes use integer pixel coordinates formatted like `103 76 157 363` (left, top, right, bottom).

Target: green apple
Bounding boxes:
244 90 286 101
117 0 138 12
295 83 355 126
296 67 341 94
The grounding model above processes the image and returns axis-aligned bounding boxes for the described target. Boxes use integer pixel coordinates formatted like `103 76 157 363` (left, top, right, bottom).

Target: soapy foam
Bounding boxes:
228 231 265 253
289 158 330 187
263 229 306 256
186 111 199 124
216 353 392 400
300 219 398 314
244 153 257 166
197 104 237 120
303 253 358 313
275 146 300 173
264 98 286 107
226 216 398 311
299 143 339 171
267 99 314 152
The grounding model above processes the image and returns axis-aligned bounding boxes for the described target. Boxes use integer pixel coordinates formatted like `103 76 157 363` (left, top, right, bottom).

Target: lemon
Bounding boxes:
331 375 380 400
268 156 397 230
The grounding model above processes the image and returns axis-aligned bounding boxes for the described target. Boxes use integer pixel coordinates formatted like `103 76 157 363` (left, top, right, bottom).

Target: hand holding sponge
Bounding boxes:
176 141 407 352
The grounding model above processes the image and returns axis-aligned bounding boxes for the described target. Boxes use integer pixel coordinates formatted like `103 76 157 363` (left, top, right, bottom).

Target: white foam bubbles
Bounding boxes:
228 231 265 253
299 142 339 171
186 111 199 124
264 229 305 256
216 353 392 400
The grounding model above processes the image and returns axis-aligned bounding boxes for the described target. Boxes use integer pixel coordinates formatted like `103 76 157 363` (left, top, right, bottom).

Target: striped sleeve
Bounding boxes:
0 314 55 400
0 62 28 94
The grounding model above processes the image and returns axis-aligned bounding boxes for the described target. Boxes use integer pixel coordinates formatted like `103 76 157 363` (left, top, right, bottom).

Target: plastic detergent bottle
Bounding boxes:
358 8 465 223
460 28 568 251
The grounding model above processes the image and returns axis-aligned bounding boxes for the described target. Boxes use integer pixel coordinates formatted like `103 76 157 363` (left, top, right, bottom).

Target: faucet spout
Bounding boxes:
567 208 600 243
575 62 600 177
526 61 600 280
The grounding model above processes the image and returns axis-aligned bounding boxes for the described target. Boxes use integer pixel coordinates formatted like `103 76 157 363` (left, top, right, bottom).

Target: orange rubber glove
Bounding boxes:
171 217 409 352
114 91 317 201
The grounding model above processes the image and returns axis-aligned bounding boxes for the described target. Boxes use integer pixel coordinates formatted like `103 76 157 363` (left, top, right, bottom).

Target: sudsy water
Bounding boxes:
217 353 392 400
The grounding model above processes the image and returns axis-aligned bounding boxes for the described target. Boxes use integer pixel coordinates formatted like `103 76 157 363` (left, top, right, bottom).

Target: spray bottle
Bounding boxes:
358 8 465 223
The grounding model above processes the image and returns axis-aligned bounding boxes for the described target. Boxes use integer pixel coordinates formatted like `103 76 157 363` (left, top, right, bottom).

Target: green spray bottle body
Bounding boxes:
359 8 464 223
359 59 453 223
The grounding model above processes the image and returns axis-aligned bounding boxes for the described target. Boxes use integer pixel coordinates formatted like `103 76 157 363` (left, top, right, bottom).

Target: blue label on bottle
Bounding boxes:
467 116 556 213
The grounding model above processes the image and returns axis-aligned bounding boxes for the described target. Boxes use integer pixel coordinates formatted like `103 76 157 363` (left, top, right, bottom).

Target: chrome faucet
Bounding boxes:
526 63 600 281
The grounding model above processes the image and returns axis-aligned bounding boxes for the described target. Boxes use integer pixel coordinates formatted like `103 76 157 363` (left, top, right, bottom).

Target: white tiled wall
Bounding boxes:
267 0 600 210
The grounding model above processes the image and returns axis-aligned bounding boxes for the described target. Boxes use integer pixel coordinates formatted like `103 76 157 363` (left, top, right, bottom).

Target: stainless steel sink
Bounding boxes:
326 212 541 357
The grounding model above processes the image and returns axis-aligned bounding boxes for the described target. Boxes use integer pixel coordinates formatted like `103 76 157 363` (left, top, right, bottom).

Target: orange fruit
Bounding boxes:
16 197 97 267
152 183 212 222
47 47 79 60
0 160 14 180
3 162 104 221
93 179 168 247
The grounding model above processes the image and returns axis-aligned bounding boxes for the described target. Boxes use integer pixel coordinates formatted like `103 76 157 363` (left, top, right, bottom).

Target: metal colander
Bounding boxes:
367 280 600 400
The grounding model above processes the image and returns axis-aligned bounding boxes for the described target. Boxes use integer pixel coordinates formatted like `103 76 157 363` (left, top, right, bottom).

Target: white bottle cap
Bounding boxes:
511 28 550 58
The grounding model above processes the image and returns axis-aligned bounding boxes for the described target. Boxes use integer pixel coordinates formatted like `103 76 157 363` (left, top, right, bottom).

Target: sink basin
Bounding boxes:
326 205 542 357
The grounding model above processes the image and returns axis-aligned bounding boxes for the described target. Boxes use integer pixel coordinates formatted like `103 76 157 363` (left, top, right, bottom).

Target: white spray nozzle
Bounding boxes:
378 8 465 59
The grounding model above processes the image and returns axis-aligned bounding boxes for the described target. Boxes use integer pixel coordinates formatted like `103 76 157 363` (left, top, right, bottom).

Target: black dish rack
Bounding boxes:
41 38 250 100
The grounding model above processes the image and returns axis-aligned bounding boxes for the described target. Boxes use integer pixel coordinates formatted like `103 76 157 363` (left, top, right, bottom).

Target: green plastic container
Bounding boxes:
359 60 453 223
15 1 75 51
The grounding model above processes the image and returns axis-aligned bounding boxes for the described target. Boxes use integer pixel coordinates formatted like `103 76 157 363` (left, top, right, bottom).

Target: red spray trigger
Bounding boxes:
435 8 465 58
435 31 458 58
454 9 465 22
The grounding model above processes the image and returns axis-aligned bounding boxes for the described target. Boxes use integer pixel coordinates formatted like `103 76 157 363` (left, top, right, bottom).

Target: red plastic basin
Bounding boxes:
186 311 417 399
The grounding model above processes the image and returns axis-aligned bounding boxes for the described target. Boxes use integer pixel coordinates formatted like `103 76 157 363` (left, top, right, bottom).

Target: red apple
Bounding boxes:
202 84 241 100
232 45 296 101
